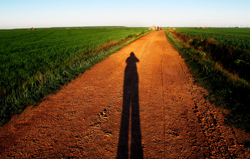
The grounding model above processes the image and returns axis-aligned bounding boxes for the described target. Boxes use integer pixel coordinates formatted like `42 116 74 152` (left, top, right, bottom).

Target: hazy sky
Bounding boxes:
1 0 250 29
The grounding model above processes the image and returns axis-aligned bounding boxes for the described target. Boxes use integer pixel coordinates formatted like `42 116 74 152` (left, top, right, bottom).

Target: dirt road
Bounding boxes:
0 31 250 158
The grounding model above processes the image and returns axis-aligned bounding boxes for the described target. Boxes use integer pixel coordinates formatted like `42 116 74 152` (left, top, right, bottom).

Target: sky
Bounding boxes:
0 0 250 29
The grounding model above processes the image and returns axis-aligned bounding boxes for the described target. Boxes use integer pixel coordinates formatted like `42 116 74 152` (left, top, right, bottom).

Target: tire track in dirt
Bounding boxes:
0 31 250 158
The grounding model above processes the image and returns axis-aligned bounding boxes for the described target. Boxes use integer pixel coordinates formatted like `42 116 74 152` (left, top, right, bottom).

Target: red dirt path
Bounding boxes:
0 31 250 158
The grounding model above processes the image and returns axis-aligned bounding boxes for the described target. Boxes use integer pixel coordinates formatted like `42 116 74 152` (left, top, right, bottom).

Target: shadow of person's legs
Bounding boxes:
117 90 130 158
131 85 143 158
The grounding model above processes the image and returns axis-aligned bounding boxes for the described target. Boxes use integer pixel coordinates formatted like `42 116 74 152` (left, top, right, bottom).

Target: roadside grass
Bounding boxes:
170 28 250 83
165 31 250 133
176 27 250 50
0 27 147 97
0 27 150 125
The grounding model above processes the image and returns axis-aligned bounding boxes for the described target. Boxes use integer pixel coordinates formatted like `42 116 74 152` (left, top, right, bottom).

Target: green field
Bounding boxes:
166 28 250 132
171 28 250 83
0 27 148 125
177 28 250 49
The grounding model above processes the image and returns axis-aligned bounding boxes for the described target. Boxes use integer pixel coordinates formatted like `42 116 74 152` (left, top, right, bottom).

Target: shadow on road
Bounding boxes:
117 52 143 159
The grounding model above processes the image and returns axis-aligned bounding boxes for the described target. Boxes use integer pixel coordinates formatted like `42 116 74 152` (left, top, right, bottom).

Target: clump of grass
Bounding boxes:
166 31 250 132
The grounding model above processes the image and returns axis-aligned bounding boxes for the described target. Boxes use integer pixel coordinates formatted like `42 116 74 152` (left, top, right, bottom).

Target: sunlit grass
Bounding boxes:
0 27 149 125
170 28 250 82
166 31 250 133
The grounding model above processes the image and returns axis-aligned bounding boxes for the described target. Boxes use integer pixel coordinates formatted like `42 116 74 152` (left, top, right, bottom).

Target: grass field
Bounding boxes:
166 28 250 132
0 27 148 125
177 28 250 49
170 28 250 83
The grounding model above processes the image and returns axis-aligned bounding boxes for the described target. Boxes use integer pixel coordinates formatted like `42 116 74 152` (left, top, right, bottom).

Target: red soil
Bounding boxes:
0 31 250 158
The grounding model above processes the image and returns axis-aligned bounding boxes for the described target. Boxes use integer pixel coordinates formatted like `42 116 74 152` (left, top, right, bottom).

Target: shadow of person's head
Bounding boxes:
126 52 139 65
130 52 135 57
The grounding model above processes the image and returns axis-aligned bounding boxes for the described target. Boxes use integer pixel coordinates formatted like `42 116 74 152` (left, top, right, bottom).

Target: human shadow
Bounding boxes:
117 52 143 159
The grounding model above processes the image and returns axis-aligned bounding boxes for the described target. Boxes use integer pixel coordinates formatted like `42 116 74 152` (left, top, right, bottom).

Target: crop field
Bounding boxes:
170 28 250 82
0 27 148 124
167 28 250 132
177 28 250 49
